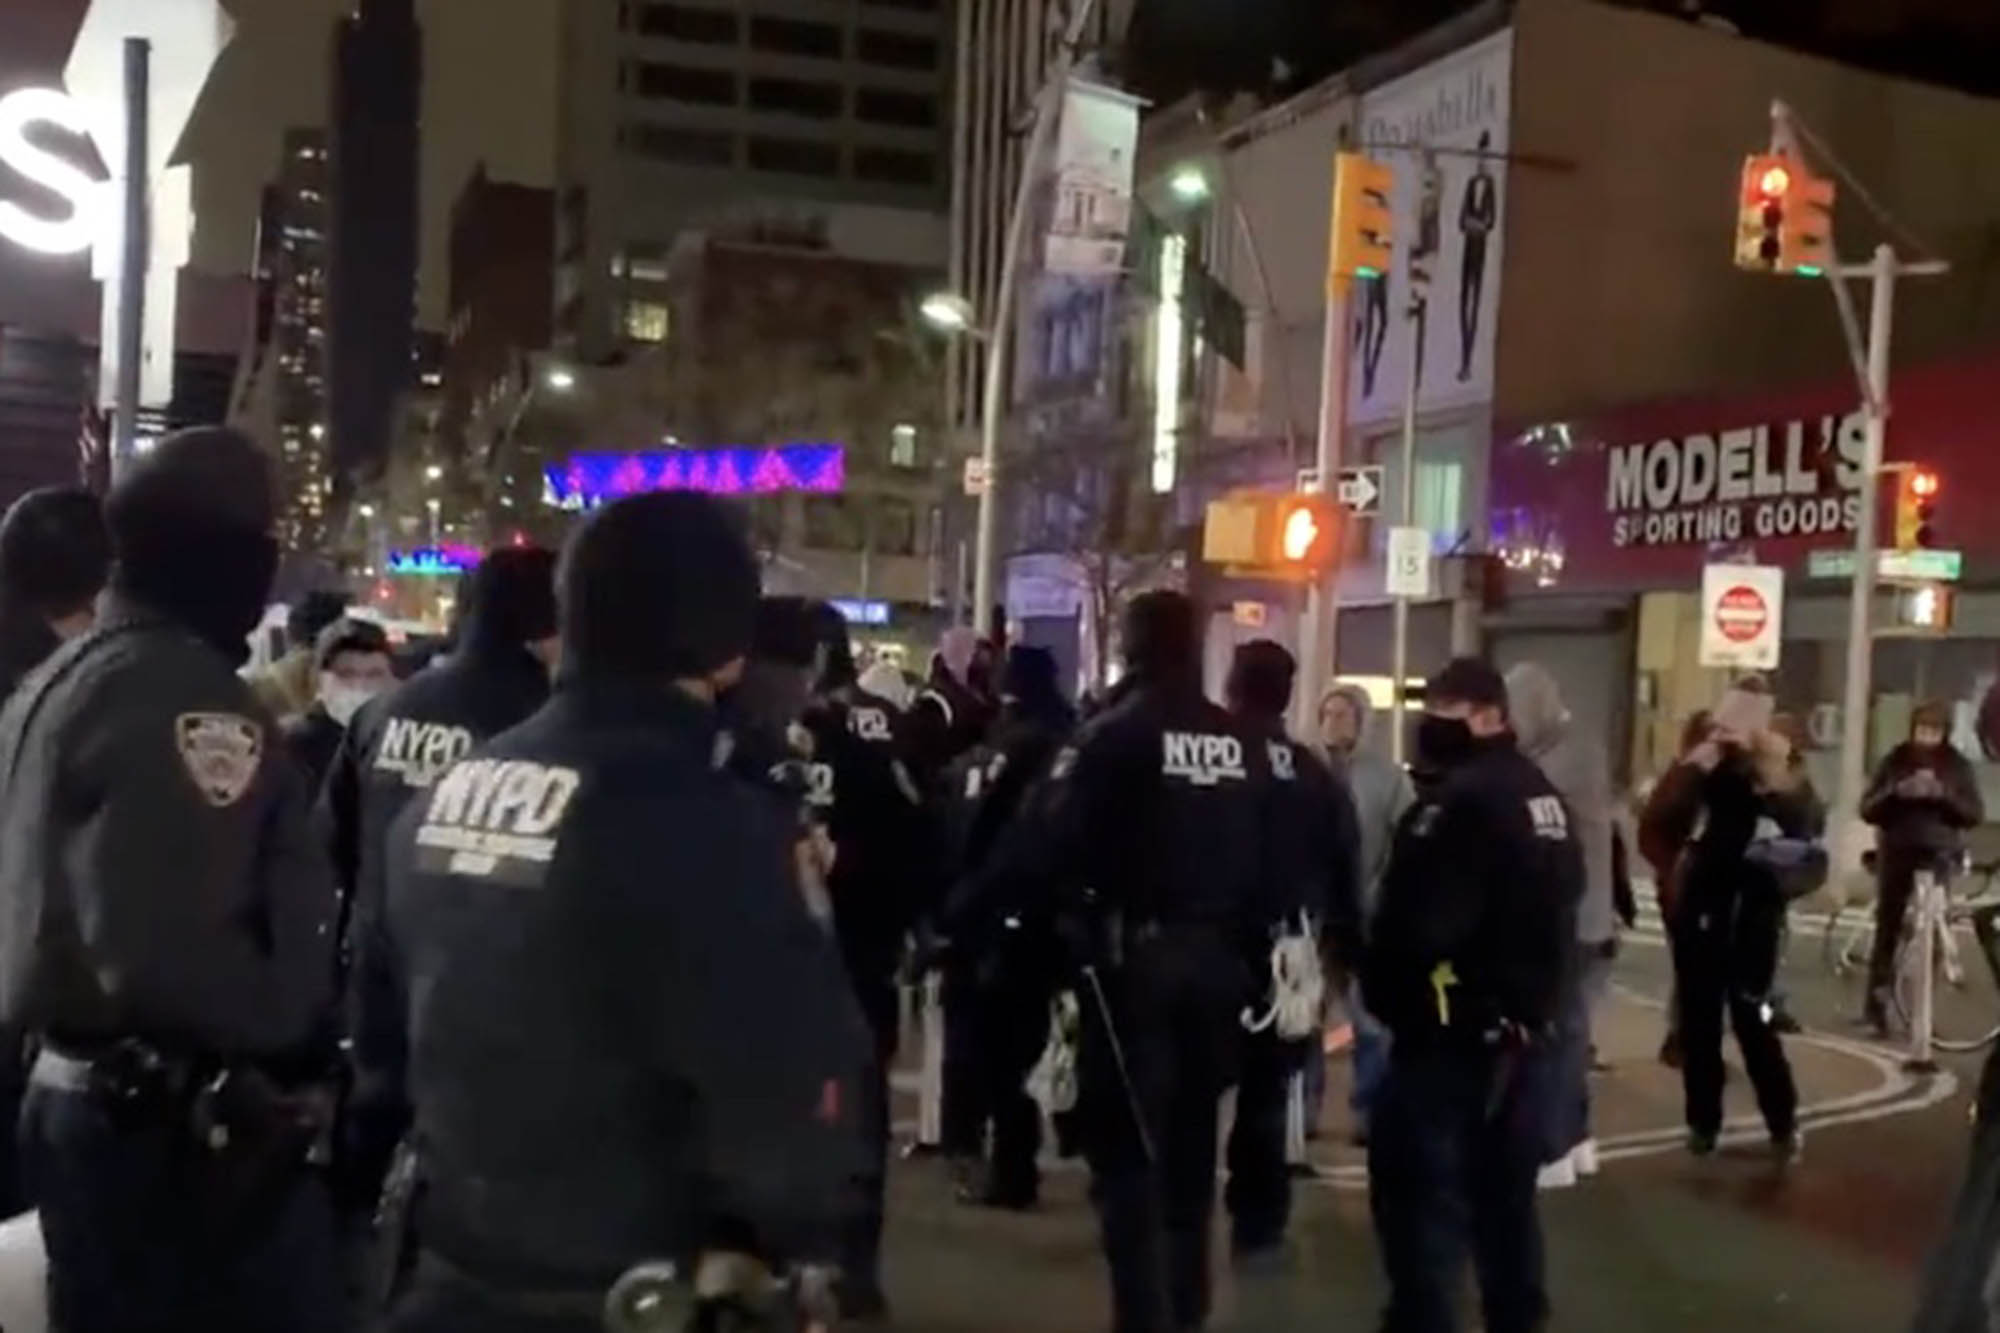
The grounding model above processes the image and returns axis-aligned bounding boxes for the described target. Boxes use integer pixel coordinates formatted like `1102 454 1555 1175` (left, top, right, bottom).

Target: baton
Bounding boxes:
1080 964 1156 1165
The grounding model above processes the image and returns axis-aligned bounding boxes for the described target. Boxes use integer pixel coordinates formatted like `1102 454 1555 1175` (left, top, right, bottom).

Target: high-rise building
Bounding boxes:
552 0 956 361
238 128 333 555
328 0 421 483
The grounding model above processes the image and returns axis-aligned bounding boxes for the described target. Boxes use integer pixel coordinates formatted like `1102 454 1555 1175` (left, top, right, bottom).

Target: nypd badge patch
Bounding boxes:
175 713 264 807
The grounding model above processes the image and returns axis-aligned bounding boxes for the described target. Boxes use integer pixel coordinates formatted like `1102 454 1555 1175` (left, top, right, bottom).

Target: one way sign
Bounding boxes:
1336 466 1383 514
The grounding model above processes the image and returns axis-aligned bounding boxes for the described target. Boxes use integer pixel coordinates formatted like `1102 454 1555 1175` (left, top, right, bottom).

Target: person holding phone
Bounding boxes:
1861 701 1985 1037
1640 676 1821 1161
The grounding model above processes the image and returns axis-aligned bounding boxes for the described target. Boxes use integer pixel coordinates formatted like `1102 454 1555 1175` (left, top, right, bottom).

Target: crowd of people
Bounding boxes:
0 426 1994 1333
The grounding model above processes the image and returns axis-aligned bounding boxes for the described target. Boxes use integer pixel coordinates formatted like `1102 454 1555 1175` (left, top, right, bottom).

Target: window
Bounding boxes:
855 28 937 69
636 3 738 42
633 62 737 104
624 300 670 343
889 423 918 469
854 88 936 127
875 497 917 555
749 16 841 57
862 0 939 10
748 136 839 177
853 147 934 186
620 122 735 165
804 496 864 551
1413 459 1463 538
749 77 842 119
628 254 670 282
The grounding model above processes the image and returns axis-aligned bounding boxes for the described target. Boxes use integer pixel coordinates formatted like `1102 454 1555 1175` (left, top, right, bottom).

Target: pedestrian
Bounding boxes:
858 657 916 711
974 591 1274 1333
324 545 559 1238
373 492 872 1333
282 616 396 794
1222 641 1361 1262
0 426 343 1330
1860 700 1984 1036
1317 683 1414 1142
935 645 1077 1210
1637 709 1715 1069
1639 676 1818 1160
797 599 936 1322
249 587 349 720
0 486 110 699
1362 657 1582 1333
1504 662 1616 1189
906 626 998 784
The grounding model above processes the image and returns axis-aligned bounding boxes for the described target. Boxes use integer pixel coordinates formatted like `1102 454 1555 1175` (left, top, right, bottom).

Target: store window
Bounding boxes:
1414 459 1463 540
624 300 670 343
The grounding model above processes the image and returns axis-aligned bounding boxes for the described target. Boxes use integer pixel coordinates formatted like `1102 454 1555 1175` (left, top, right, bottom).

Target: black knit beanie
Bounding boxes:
1227 639 1296 718
559 493 759 679
1122 589 1199 682
459 546 558 652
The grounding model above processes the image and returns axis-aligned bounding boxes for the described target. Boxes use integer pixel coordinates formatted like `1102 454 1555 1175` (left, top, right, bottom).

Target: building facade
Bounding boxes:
328 0 422 483
551 0 956 362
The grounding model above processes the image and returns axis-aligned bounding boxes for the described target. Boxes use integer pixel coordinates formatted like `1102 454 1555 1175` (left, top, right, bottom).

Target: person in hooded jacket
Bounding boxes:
1504 663 1616 1190
968 591 1276 1333
796 599 935 1321
1315 683 1414 1141
0 427 342 1330
934 645 1076 1209
1222 641 1361 1261
0 486 111 701
906 626 997 785
373 493 870 1333
1639 677 1818 1161
283 617 396 795
249 588 350 721
1861 700 1985 1035
324 545 560 1223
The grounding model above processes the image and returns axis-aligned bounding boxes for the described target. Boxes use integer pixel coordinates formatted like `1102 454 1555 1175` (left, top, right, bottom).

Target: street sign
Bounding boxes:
1807 547 1963 582
1699 563 1783 669
961 456 988 497
1336 465 1383 514
1386 526 1431 598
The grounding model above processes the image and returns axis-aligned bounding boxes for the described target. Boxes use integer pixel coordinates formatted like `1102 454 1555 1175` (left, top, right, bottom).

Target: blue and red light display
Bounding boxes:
543 445 845 508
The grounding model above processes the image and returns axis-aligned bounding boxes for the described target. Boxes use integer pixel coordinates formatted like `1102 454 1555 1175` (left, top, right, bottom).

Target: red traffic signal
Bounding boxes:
1895 468 1941 549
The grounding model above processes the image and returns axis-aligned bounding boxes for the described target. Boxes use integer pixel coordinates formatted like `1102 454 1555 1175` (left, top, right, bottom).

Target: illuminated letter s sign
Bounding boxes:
0 88 104 255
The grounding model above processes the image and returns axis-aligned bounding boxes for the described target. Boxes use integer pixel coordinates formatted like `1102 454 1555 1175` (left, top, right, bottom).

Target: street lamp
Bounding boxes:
1169 165 1210 203
425 464 443 482
920 291 979 336
545 366 576 392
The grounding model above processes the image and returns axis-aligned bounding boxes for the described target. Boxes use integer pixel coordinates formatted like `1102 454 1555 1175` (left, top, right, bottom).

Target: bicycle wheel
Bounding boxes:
1933 911 2000 1054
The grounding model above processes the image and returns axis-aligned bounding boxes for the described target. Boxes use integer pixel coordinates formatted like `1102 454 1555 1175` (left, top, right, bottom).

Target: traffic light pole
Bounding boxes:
1297 278 1352 739
1388 297 1425 766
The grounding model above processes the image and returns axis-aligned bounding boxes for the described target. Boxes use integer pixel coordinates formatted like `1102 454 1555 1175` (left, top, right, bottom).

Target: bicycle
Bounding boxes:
1892 860 2000 1054
1822 850 1981 992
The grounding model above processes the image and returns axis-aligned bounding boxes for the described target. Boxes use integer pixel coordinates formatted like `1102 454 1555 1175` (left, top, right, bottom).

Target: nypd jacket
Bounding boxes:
380 677 871 1280
0 601 336 1057
1363 734 1583 1044
1245 718 1365 973
323 640 548 1200
799 687 935 1036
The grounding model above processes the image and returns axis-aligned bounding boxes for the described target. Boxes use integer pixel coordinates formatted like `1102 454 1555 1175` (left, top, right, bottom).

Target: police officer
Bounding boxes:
1220 640 1361 1261
375 492 871 1332
796 599 933 1321
1362 657 1582 1333
325 544 559 1218
0 427 342 1330
936 645 1076 1209
0 485 110 699
990 590 1273 1333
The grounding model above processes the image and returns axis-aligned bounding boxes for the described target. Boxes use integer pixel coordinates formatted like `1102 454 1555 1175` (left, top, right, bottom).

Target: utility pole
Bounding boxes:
110 37 149 484
1387 295 1426 764
1295 279 1351 738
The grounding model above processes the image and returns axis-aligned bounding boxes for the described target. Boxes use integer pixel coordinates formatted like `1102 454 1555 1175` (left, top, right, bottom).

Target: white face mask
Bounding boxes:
319 681 380 727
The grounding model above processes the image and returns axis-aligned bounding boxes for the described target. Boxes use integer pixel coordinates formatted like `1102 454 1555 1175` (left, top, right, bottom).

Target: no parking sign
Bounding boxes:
1700 563 1784 670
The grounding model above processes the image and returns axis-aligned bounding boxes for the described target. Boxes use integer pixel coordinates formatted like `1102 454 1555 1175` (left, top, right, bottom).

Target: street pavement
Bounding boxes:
883 916 1986 1331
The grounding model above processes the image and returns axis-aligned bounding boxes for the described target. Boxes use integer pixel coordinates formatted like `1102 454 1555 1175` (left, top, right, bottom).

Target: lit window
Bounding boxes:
890 423 918 468
624 300 670 343
1413 460 1463 537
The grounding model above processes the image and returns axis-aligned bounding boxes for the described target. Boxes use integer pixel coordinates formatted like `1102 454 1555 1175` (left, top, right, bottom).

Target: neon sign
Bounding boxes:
544 445 846 508
0 91 105 255
833 599 891 626
387 546 482 577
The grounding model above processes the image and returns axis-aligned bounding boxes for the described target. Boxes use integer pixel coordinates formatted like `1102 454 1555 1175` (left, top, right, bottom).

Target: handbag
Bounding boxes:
1744 835 1830 902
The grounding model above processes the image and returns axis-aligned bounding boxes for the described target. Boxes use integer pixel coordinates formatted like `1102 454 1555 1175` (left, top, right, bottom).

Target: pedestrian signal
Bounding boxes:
1202 491 1338 580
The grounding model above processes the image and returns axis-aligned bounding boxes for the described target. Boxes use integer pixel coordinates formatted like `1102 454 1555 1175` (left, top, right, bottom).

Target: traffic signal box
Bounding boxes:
1734 154 1834 276
1894 468 1941 550
1202 491 1337 582
1328 152 1394 288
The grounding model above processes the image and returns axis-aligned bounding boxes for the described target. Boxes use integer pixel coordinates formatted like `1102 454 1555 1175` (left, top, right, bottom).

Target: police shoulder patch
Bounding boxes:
175 712 264 807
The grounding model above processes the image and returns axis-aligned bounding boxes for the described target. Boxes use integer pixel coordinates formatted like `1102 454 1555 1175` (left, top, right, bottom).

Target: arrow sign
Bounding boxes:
1336 465 1383 514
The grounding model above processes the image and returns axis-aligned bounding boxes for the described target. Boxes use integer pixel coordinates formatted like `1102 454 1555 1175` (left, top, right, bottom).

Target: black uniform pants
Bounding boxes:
1367 1041 1547 1333
1223 1031 1298 1251
977 961 1050 1201
21 1082 344 1333
939 962 986 1159
1670 893 1797 1141
838 1023 893 1299
383 1255 602 1333
1079 935 1244 1333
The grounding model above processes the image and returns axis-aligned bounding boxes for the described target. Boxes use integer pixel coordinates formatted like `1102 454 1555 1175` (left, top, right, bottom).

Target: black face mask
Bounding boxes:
1416 713 1476 768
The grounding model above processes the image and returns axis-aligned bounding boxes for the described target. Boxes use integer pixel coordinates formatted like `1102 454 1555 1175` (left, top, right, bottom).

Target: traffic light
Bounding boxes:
1734 153 1836 276
1328 151 1394 286
1201 491 1338 579
1895 468 1941 549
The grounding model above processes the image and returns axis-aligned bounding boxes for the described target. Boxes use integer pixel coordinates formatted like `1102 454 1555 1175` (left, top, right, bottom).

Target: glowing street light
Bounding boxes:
545 366 576 392
424 464 443 482
1169 165 1209 204
357 503 376 519
919 291 978 335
